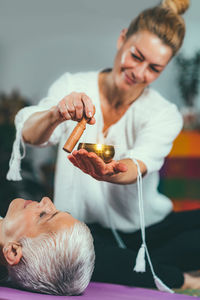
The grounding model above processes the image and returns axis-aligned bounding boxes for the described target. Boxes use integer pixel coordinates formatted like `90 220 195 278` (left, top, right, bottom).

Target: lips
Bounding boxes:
124 71 137 85
24 200 33 208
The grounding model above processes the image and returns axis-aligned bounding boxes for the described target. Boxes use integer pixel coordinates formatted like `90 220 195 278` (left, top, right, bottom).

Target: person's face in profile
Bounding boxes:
113 30 173 92
1 197 78 243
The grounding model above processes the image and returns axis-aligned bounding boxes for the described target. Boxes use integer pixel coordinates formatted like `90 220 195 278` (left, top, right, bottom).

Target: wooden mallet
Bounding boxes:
63 107 95 153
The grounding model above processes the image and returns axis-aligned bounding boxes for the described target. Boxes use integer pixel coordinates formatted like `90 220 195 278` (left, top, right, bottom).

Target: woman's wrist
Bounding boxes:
22 107 65 145
49 105 65 125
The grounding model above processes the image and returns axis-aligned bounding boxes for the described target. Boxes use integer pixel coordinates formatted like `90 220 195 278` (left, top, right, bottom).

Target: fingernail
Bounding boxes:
88 112 92 118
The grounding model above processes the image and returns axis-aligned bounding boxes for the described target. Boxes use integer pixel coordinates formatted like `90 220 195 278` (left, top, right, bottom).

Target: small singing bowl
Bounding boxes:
77 143 115 163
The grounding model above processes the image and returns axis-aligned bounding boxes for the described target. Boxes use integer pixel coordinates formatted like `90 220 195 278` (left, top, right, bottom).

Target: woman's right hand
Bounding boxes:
57 92 96 124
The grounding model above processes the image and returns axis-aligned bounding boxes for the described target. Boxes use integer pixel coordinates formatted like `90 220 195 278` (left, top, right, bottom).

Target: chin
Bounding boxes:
118 79 138 91
8 198 25 213
116 73 136 90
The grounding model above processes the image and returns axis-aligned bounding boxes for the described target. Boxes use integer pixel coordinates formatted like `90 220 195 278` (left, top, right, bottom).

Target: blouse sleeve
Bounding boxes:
6 72 70 181
119 103 183 174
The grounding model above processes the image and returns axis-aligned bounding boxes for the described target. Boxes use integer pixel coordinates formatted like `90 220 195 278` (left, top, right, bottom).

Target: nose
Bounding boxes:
39 197 55 210
132 62 147 82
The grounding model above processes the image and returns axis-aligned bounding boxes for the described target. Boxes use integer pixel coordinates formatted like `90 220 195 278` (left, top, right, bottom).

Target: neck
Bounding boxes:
99 70 145 109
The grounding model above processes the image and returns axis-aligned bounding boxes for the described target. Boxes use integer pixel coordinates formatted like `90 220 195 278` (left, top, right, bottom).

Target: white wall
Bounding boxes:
0 0 199 108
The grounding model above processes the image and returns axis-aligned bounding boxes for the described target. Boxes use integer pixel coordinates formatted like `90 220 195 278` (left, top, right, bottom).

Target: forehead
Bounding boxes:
125 30 173 64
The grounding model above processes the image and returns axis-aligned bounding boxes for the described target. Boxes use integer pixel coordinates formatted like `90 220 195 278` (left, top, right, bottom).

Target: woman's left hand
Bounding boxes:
68 149 128 181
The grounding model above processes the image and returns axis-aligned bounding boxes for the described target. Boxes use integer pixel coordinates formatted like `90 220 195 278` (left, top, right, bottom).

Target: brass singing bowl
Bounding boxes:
77 143 115 163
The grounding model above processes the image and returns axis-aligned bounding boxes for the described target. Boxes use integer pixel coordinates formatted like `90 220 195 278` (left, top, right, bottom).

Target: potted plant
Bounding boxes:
175 50 200 129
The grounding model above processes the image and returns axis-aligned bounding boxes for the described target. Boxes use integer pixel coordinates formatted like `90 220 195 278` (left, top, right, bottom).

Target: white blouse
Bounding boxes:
7 71 183 232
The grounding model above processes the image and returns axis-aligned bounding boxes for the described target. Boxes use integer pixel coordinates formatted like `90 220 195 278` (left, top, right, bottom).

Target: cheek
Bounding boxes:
146 71 160 83
4 214 37 240
121 49 130 64
4 218 25 239
114 49 130 71
120 50 135 67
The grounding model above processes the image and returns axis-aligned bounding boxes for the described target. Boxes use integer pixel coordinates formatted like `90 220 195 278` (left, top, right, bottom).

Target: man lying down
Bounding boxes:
0 197 95 295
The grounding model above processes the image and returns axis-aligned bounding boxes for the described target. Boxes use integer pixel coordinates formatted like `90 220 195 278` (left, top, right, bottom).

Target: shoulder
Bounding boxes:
51 71 98 87
140 87 178 110
67 71 99 92
48 71 99 97
137 87 183 124
67 71 99 81
129 87 183 138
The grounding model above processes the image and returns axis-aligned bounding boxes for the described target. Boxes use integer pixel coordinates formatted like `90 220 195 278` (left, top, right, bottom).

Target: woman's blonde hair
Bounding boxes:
126 0 190 56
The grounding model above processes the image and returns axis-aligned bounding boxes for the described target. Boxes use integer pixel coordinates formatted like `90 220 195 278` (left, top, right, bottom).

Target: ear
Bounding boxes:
117 28 128 50
3 242 22 266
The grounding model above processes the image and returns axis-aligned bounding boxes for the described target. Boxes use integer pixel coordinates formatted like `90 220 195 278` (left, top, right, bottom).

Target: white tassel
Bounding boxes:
154 275 174 293
6 125 25 181
6 154 22 181
132 157 173 293
134 243 146 272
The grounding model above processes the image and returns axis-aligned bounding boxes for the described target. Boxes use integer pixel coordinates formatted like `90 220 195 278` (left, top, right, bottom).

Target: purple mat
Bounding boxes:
0 282 195 299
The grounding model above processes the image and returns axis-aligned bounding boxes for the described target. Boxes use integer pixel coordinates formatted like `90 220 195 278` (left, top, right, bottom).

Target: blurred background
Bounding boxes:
0 0 200 215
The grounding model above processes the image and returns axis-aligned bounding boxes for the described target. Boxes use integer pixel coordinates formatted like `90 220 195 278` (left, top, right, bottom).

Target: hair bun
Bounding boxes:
162 0 190 15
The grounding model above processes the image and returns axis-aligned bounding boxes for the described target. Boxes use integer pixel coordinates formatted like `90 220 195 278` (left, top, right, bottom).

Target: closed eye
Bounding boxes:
39 211 46 218
150 65 160 73
131 53 143 62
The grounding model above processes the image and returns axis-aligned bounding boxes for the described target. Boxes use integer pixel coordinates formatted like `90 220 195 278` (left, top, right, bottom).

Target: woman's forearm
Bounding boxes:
22 92 95 146
22 106 64 145
107 158 147 185
68 151 147 185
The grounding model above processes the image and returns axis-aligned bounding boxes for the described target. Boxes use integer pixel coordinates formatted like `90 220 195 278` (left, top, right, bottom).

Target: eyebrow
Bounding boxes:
136 48 145 60
136 47 164 68
47 211 60 221
47 211 72 222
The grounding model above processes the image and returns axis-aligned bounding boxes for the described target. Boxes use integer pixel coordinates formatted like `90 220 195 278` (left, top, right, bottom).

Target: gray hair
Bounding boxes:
8 222 95 295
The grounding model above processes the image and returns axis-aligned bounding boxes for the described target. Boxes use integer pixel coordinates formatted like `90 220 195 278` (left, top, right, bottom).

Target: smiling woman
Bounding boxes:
0 198 95 295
